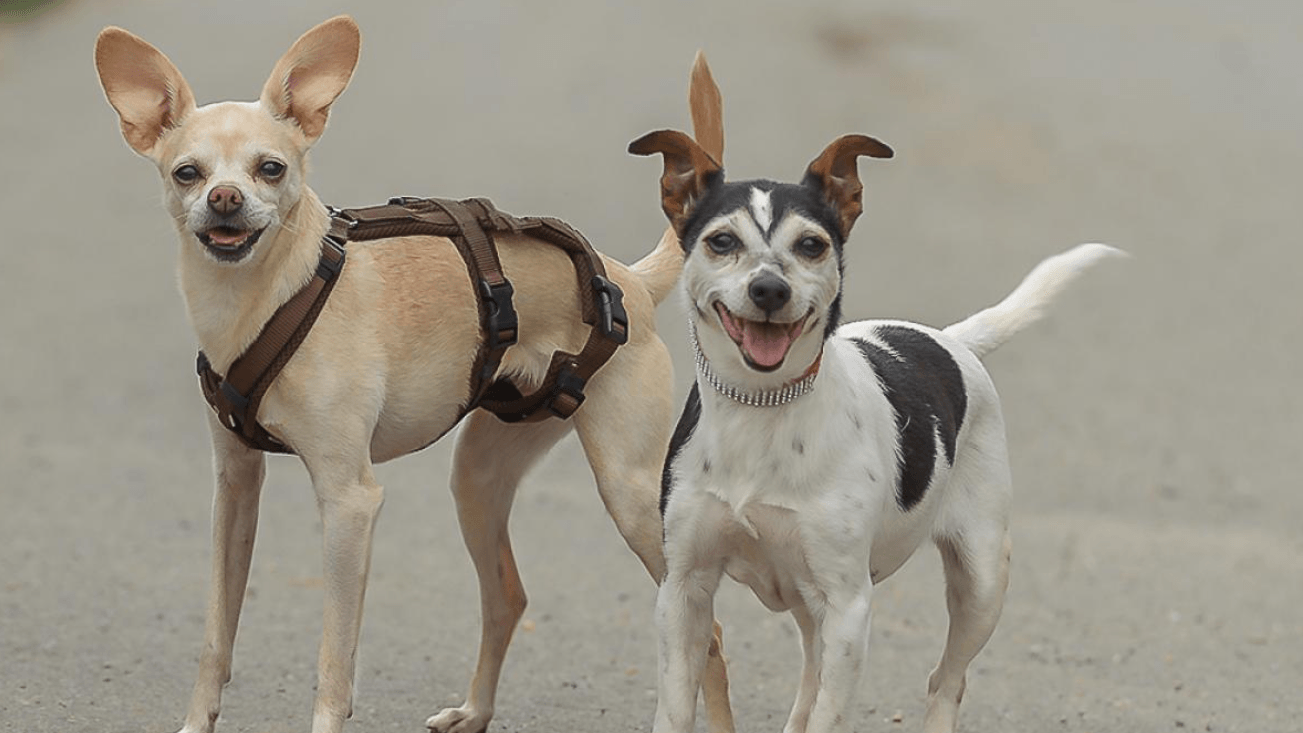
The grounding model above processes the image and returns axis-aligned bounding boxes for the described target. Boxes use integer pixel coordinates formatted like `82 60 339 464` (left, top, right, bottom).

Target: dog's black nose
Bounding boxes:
207 186 244 215
748 274 791 314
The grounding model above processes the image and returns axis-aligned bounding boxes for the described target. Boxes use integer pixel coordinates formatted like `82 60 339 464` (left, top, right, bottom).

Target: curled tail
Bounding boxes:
631 51 725 305
943 243 1126 358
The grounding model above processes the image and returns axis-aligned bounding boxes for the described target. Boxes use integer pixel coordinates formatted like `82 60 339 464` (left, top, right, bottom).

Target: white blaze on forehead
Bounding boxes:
749 187 773 232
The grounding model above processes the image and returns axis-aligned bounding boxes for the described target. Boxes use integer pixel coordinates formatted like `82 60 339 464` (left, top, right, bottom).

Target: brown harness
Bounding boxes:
197 196 628 454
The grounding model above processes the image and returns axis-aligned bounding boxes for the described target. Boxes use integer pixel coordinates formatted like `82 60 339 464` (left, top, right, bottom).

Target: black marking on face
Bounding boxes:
684 178 848 342
680 179 844 257
825 291 844 340
661 383 703 517
793 439 805 455
851 326 967 511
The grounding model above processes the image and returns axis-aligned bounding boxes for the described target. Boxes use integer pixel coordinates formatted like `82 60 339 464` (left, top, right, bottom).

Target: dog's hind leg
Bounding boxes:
572 337 735 733
923 525 1012 733
177 419 266 733
426 410 571 733
701 620 736 733
782 604 821 733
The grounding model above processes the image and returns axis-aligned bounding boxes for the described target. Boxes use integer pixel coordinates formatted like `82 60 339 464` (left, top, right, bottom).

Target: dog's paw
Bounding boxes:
426 704 491 733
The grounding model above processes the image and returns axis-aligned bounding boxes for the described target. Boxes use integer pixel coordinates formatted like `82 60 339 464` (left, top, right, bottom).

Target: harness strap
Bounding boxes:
420 198 517 407
197 236 346 453
195 196 627 455
333 197 627 422
473 216 629 422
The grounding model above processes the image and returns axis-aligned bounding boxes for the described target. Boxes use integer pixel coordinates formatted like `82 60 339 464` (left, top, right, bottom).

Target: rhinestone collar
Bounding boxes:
689 324 821 408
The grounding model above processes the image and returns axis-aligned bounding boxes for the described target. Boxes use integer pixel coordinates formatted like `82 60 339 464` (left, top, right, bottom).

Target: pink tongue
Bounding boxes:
208 229 247 246
741 322 793 367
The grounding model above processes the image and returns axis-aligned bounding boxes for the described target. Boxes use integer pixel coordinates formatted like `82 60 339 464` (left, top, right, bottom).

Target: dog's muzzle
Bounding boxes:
196 227 266 263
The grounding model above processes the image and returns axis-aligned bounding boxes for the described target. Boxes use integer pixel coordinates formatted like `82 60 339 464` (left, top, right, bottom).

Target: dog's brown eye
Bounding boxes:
796 236 828 258
258 160 286 179
173 165 201 184
707 232 740 254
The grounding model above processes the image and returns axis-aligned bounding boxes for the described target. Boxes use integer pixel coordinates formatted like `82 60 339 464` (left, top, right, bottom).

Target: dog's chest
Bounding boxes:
716 504 816 612
684 363 893 513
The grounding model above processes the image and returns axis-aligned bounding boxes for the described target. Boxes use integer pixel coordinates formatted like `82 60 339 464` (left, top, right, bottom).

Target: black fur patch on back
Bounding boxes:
661 383 703 516
851 326 967 510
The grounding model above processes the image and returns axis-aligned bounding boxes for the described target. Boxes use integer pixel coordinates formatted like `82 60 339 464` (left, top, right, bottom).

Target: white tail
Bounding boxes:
943 243 1126 358
631 51 725 305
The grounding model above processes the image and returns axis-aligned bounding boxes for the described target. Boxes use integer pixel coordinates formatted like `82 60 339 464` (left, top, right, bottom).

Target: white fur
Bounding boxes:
749 187 773 231
943 243 1126 357
656 241 1117 733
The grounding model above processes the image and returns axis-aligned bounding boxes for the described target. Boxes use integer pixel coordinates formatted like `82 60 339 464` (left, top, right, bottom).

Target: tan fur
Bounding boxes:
95 19 735 733
689 51 725 163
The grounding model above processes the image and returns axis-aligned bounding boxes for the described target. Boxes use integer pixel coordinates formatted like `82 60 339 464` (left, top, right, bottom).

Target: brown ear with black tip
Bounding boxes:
628 129 723 235
802 134 893 239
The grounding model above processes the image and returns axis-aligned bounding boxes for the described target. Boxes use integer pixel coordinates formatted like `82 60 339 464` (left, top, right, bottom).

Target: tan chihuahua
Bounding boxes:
94 17 734 733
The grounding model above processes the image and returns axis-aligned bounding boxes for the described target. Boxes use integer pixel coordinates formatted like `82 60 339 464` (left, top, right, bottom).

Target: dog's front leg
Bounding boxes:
653 561 723 733
178 419 266 733
802 587 872 733
303 453 385 733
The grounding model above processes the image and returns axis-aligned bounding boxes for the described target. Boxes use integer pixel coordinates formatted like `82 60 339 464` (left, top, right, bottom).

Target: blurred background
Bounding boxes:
2 0 1300 731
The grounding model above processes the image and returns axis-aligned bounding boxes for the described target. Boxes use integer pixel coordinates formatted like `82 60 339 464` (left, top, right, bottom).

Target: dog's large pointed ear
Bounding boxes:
802 134 893 239
628 129 723 235
94 27 196 158
689 51 724 163
259 15 360 144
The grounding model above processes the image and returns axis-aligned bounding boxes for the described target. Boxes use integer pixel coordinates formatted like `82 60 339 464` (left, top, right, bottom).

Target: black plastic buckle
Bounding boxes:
478 279 519 349
316 236 347 281
218 381 249 428
546 366 587 418
591 275 628 344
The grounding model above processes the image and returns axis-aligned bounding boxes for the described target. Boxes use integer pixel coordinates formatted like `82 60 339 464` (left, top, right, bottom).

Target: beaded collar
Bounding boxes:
689 324 821 407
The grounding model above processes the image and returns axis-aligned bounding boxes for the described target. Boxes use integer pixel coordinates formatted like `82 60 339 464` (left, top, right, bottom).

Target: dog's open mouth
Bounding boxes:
715 302 811 372
196 226 264 262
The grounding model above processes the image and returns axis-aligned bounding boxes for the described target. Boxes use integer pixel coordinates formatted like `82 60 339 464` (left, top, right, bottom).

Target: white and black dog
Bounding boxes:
629 105 1120 731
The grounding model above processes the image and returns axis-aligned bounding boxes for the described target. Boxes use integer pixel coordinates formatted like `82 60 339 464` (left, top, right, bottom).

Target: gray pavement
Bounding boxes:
2 1 1300 731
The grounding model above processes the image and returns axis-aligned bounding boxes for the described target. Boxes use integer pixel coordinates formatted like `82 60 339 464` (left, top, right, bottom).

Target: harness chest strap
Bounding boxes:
197 236 345 453
196 196 628 455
